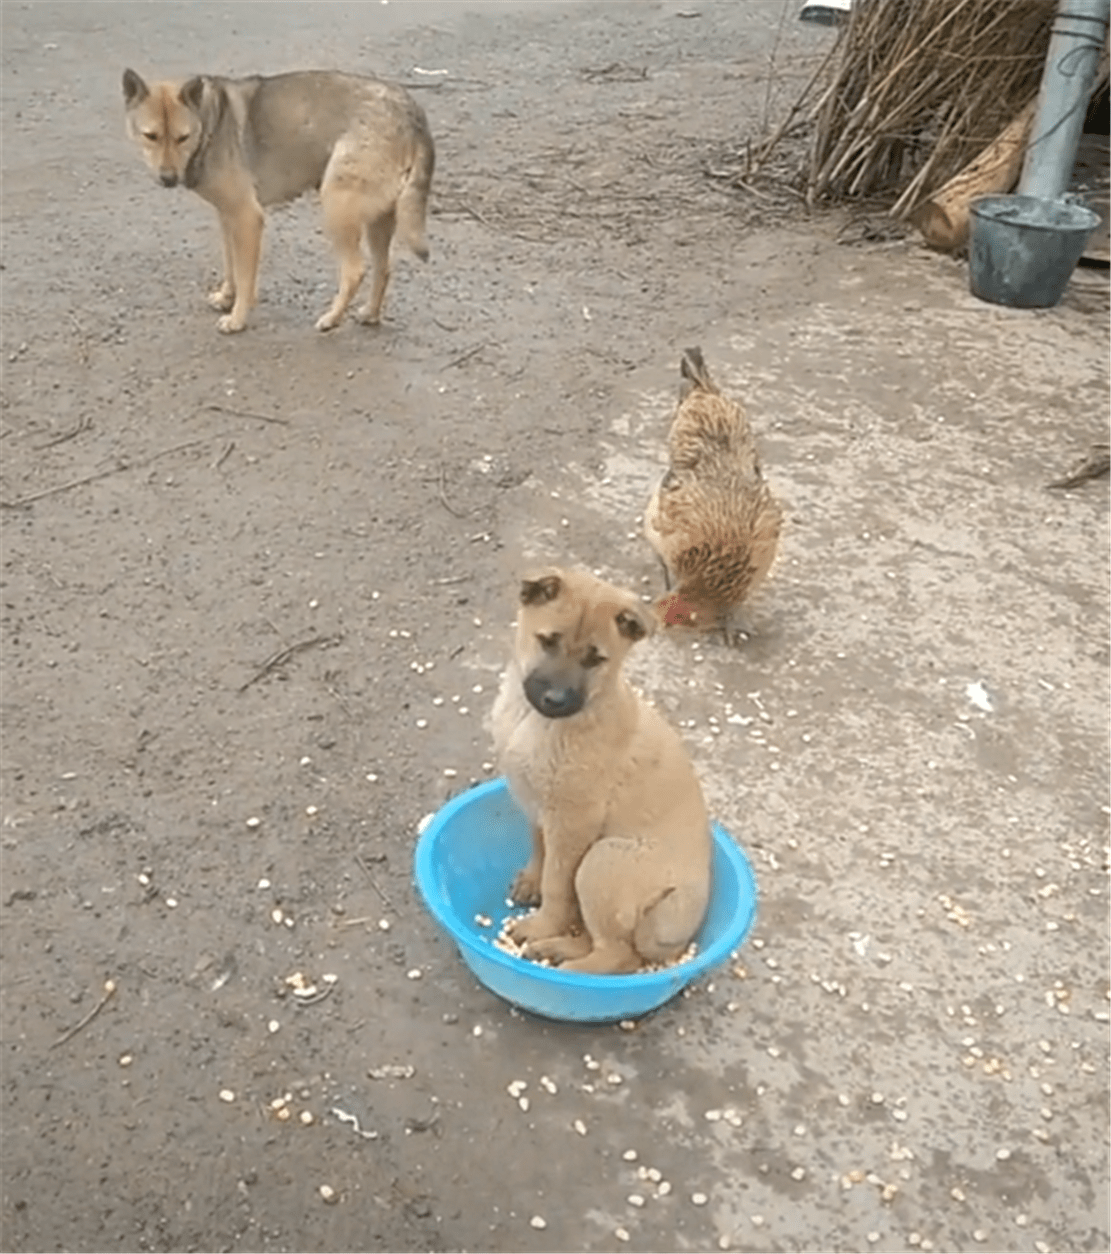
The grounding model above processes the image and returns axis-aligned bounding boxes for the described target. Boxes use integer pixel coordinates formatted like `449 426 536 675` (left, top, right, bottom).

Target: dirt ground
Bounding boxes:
2 2 1109 1252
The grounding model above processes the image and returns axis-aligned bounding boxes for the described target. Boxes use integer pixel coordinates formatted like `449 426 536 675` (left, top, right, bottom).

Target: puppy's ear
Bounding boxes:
122 68 149 105
615 607 652 642
520 574 561 606
180 76 207 112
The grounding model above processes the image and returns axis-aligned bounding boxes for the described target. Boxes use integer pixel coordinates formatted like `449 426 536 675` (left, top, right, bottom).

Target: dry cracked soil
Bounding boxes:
1 2 1109 1253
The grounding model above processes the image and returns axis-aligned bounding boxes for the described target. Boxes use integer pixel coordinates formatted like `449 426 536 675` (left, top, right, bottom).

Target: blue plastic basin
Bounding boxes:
413 778 758 1022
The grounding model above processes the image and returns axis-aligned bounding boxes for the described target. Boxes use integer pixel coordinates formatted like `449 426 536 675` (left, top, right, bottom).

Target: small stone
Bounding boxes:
300 1111 314 1125
867 1235 879 1245
268 1020 280 1034
246 816 261 829
529 1216 546 1230
951 1187 965 1202
219 1089 236 1103
614 1229 630 1243
622 1149 638 1161
406 968 422 980
378 918 391 931
692 1192 708 1206
118 1054 133 1067
319 1184 338 1204
573 1119 587 1136
657 1181 672 1197
995 1148 1011 1161
627 1194 645 1207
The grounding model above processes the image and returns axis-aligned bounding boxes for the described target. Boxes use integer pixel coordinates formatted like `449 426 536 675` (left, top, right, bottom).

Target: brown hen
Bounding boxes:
644 347 782 641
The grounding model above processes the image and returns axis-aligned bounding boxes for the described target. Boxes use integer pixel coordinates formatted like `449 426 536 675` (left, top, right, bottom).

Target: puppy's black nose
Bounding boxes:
524 674 584 720
159 172 178 188
541 688 575 715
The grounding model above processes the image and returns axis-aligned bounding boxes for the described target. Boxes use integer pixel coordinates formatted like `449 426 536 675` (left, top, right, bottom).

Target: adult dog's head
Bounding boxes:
514 568 653 720
122 68 212 189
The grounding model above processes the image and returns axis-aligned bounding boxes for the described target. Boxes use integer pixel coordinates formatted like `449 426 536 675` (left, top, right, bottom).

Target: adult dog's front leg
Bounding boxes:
207 214 236 312
217 201 264 334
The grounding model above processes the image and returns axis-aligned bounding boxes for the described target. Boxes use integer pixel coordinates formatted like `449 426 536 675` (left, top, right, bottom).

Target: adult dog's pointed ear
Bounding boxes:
122 68 149 105
520 573 562 606
615 606 653 643
180 76 207 112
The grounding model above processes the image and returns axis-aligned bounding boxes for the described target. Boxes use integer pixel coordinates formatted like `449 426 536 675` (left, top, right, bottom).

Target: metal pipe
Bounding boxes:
1018 0 1110 200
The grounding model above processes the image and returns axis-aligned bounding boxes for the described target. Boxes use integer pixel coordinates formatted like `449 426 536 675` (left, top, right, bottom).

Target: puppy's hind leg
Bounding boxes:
316 188 368 332
355 210 396 327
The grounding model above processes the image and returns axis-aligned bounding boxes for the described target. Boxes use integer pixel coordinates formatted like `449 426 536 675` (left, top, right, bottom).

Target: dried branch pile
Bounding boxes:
800 0 1057 217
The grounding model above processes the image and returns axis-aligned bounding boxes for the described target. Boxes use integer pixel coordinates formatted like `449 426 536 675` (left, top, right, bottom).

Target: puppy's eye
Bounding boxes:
582 647 606 669
537 632 560 651
174 134 191 145
142 131 160 141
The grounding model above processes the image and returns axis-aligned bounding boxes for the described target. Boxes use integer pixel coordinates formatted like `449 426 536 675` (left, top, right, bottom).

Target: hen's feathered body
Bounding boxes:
644 348 782 633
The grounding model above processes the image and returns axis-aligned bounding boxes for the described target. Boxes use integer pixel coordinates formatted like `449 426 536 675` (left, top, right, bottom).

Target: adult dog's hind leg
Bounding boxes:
356 210 395 326
316 189 368 332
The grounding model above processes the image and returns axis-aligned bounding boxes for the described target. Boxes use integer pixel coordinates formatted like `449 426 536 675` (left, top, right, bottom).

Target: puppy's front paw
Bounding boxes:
216 312 247 334
510 866 541 906
526 932 591 965
507 908 565 945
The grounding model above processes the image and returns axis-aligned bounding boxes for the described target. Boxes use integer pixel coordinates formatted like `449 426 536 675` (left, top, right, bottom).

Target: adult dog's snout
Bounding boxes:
159 171 179 188
523 671 584 720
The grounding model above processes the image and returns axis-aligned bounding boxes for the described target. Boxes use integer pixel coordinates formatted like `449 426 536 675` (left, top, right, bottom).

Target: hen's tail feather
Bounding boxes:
679 346 717 399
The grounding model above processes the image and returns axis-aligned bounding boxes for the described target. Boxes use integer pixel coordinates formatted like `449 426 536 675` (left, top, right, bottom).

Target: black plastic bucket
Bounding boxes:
969 194 1100 309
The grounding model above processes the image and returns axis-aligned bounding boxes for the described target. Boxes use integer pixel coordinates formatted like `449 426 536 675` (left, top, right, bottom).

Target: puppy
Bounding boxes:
491 567 712 974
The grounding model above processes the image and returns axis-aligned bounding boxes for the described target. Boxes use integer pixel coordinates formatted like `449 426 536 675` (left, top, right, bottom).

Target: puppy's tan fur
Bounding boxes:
122 68 434 333
491 568 712 974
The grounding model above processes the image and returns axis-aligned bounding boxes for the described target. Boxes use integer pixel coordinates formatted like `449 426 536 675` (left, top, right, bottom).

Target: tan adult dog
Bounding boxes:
491 567 712 974
122 68 435 333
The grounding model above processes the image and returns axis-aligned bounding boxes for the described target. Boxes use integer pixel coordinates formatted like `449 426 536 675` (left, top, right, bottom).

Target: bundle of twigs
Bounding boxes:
803 0 1056 216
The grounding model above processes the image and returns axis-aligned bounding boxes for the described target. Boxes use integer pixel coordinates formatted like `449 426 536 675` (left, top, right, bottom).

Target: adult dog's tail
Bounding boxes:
397 121 435 262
